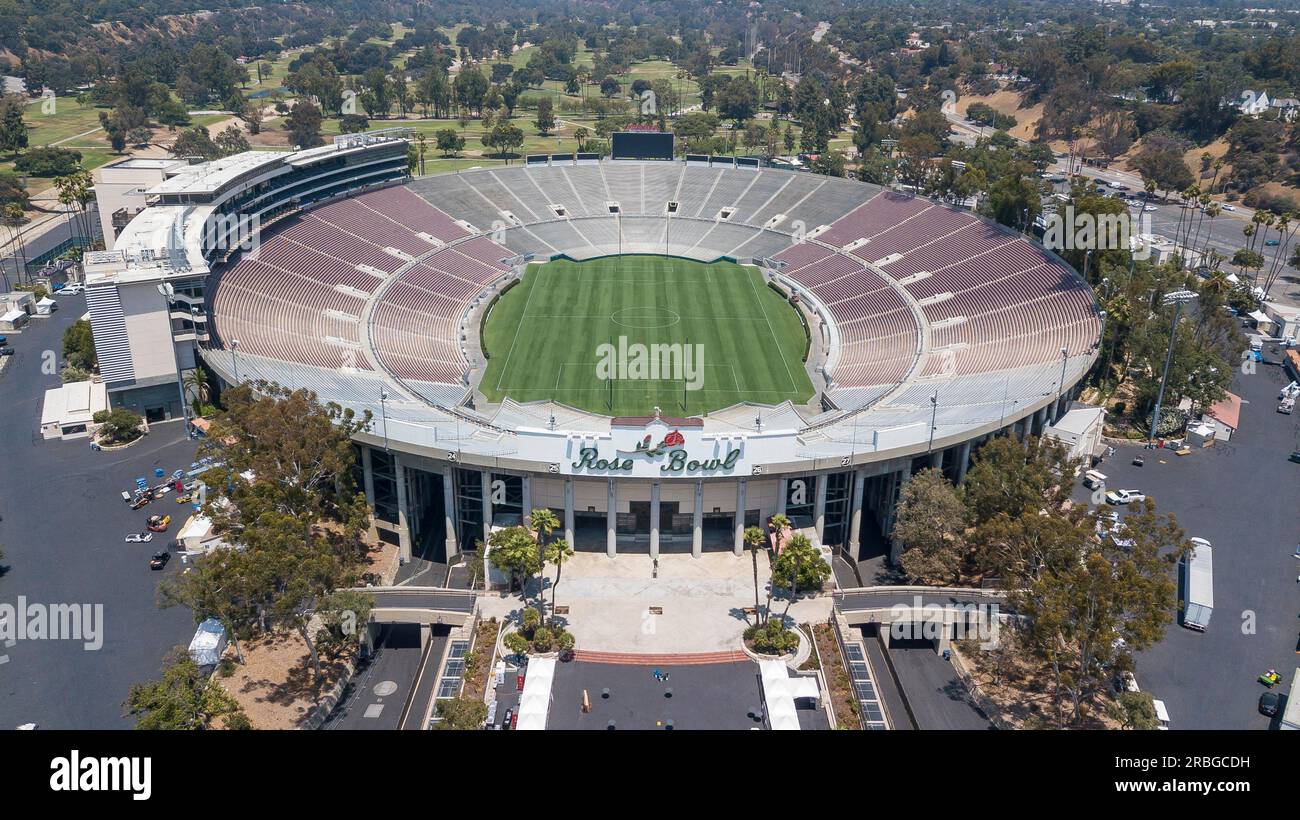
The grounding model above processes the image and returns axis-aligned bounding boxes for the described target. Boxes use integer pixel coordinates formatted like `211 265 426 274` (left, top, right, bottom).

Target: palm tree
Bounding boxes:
184 369 210 413
743 526 766 625
543 538 574 623
779 533 813 624
526 506 561 603
768 513 791 551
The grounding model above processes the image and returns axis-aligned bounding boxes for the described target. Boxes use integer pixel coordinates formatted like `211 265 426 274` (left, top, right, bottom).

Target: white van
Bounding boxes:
1083 470 1107 490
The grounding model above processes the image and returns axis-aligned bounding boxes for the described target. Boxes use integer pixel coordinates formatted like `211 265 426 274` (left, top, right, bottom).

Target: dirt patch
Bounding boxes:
459 617 500 704
956 88 1044 142
954 640 1121 729
218 631 350 730
812 621 861 729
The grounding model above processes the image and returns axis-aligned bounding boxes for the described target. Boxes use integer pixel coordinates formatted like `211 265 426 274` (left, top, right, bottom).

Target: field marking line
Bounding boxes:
494 264 543 393
743 266 799 394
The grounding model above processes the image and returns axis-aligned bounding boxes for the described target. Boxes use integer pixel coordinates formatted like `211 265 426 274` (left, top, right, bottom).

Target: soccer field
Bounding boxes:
479 255 815 416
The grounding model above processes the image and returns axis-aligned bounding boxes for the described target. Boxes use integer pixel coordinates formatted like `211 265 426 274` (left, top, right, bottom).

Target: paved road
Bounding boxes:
885 640 994 730
835 587 1004 613
1073 357 1300 729
323 623 432 730
0 297 200 729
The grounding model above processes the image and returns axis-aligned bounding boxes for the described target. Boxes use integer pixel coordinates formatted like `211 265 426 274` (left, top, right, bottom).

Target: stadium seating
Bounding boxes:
208 163 1099 408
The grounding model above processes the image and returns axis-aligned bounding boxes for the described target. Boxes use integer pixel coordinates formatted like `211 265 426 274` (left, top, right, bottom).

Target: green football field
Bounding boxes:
479 255 815 416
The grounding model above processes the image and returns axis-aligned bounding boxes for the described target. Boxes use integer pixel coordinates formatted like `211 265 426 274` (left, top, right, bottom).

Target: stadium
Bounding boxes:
86 131 1101 568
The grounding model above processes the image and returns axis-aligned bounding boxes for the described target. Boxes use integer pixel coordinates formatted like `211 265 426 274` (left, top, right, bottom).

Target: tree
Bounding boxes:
62 318 97 371
434 696 488 729
480 122 524 159
894 468 967 584
1006 500 1185 725
534 98 555 136
543 538 574 620
92 408 143 444
125 650 245 730
770 533 830 598
192 383 373 681
214 125 250 157
435 128 465 156
172 127 220 160
743 526 767 625
286 100 324 148
488 525 543 594
0 95 29 156
962 435 1073 525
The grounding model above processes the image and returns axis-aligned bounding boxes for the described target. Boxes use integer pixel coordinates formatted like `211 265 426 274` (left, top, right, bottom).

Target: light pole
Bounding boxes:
1147 290 1197 447
927 391 938 452
230 339 241 384
157 282 190 433
1057 346 1068 408
379 389 390 451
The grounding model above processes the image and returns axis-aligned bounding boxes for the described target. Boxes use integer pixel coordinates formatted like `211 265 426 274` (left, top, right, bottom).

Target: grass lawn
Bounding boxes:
479 255 813 415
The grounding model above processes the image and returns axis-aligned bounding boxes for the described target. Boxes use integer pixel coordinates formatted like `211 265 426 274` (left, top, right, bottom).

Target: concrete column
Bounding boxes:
692 480 703 558
956 439 972 484
361 446 376 508
887 458 913 564
777 477 788 516
394 454 412 563
563 477 575 546
733 479 747 556
847 468 866 553
521 473 532 522
480 469 493 546
443 469 458 558
361 446 378 540
929 449 943 470
606 479 617 558
814 474 828 543
649 480 661 560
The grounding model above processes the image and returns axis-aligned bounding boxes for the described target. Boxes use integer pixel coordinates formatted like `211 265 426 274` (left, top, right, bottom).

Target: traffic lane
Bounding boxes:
325 623 426 730
885 641 993 730
1073 363 1300 728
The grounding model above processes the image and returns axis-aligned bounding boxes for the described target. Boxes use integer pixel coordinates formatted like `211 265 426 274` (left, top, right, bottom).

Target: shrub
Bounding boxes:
14 146 82 177
531 626 554 652
92 407 144 444
745 620 800 655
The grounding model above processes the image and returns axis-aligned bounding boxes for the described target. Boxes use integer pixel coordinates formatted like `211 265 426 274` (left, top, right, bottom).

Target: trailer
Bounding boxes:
1181 538 1214 631
1283 669 1300 730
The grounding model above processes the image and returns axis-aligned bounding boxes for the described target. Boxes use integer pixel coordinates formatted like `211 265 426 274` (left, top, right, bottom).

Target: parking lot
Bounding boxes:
1073 355 1300 729
0 298 199 729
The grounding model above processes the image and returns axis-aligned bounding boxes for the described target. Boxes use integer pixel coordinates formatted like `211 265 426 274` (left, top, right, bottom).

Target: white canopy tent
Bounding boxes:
515 656 556 731
758 659 821 730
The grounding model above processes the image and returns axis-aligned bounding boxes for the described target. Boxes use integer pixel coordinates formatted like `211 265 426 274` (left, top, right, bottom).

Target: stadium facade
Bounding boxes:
89 135 1101 567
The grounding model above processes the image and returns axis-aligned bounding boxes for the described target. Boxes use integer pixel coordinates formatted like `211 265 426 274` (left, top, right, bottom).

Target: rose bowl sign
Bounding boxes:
571 417 742 476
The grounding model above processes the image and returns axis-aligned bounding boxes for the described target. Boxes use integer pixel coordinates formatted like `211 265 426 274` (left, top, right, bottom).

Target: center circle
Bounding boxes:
611 306 680 329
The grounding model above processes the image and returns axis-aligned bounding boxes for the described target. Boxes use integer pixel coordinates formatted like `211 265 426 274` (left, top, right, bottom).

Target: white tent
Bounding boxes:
514 656 556 731
758 659 821 731
187 618 227 667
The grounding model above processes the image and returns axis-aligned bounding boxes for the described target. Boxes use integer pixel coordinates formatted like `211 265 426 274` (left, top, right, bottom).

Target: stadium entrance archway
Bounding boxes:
406 467 448 564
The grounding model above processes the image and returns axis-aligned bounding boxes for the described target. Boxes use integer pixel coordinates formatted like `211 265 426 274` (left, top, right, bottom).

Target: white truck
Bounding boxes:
1283 670 1300 731
1181 538 1214 631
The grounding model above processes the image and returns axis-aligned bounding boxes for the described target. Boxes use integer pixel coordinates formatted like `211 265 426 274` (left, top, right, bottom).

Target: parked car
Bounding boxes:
1259 690 1281 717
1279 382 1299 400
0 347 13 357
58 284 84 295
1264 238 1280 246
1222 203 1237 212
1105 489 1146 505
149 551 170 570
124 532 153 543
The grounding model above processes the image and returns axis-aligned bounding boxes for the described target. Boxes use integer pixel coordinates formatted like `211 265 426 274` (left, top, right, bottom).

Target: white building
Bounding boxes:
92 157 190 251
40 380 109 439
1043 404 1106 464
